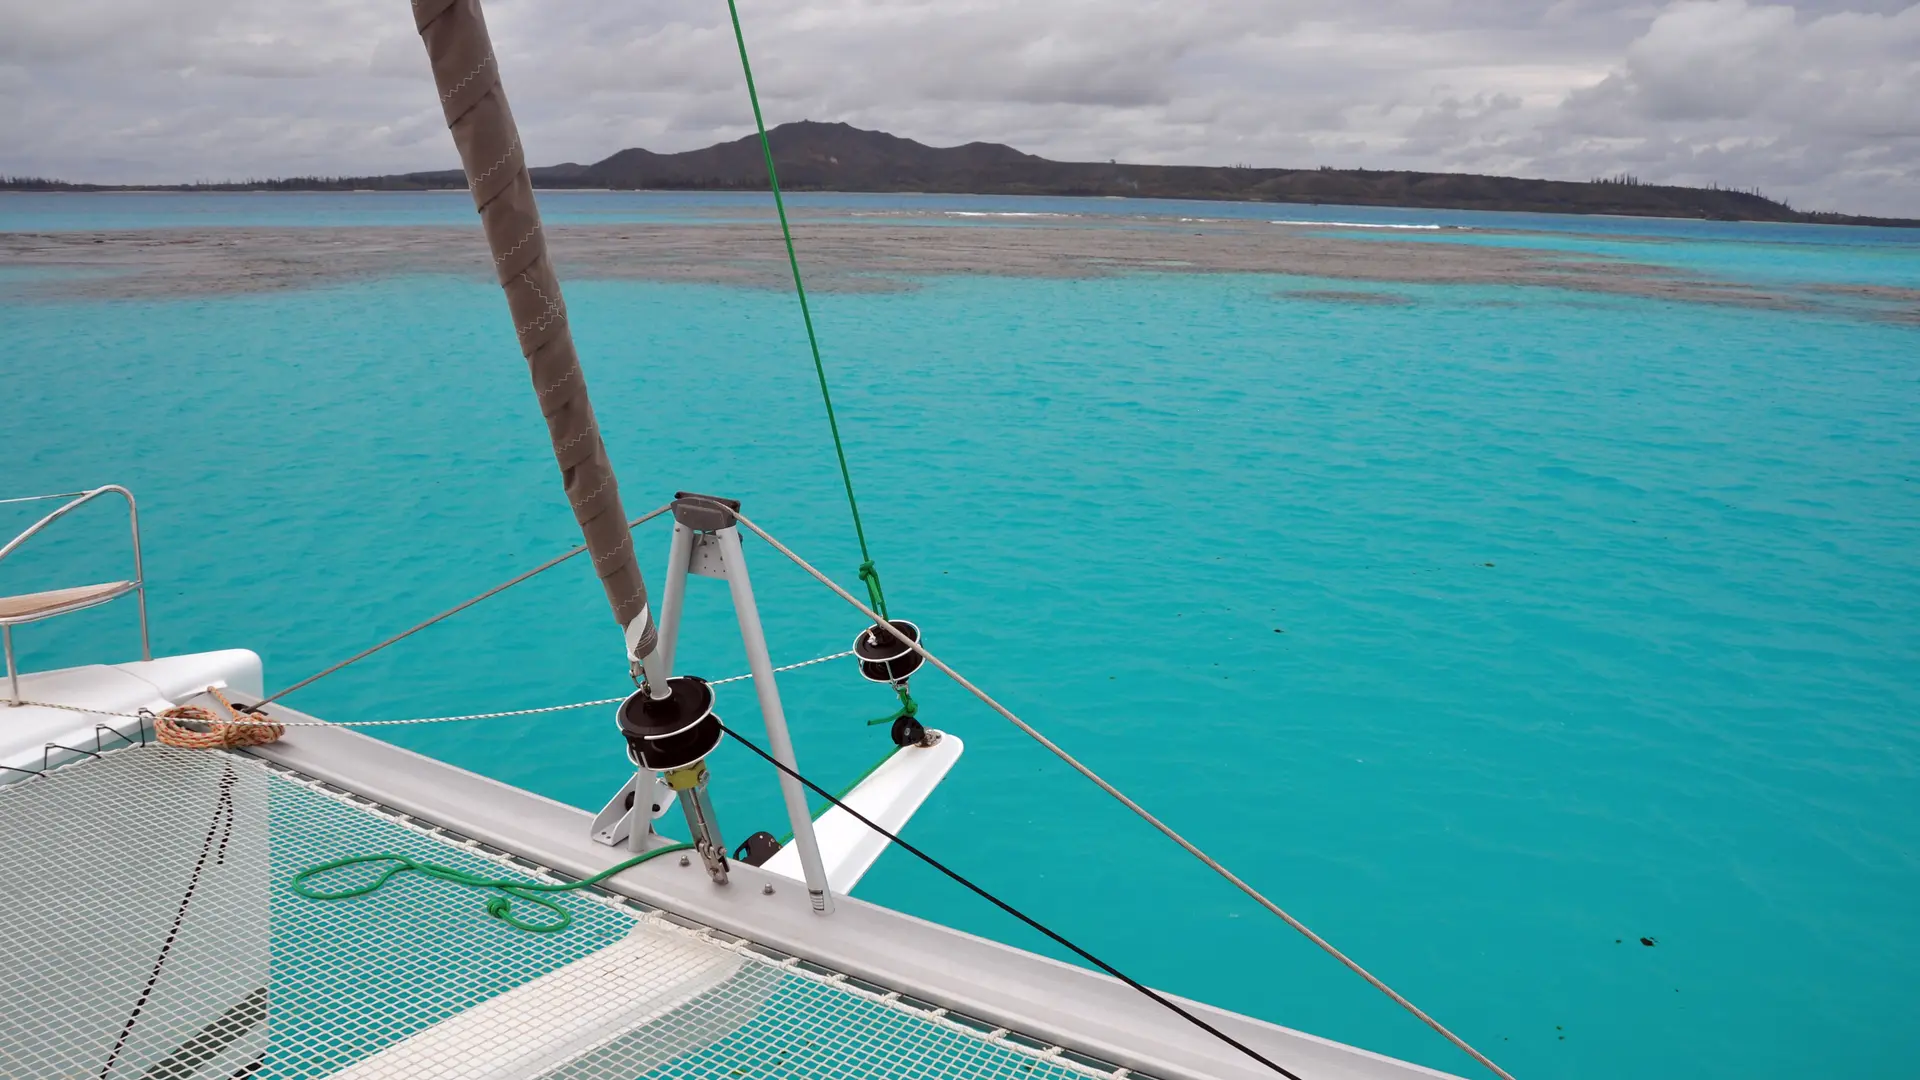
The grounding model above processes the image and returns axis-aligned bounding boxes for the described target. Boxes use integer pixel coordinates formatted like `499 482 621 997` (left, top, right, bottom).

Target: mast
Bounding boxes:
411 0 656 660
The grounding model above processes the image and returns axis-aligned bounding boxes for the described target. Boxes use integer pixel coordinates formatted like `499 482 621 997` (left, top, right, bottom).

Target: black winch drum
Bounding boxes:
616 675 722 771
853 619 924 686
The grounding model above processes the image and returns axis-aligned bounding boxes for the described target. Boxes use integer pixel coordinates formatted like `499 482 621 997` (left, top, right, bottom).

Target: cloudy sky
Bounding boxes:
3 0 1916 215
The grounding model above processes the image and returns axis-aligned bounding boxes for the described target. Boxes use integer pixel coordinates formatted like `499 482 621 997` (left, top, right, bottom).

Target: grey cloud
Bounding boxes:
1566 0 1920 131
0 0 1914 215
1539 1 1920 209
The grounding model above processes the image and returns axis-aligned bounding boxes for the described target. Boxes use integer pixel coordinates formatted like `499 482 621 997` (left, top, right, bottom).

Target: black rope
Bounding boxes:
716 722 1305 1080
99 764 238 1078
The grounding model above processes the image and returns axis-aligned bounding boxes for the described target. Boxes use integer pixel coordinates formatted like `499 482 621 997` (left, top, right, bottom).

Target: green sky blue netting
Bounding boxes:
0 746 1115 1080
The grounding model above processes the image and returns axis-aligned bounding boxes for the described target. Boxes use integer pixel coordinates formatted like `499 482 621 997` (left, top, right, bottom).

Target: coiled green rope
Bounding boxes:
290 841 694 934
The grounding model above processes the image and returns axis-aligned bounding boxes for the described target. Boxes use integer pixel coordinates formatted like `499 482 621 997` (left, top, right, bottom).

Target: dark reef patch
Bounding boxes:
1276 289 1415 306
1 213 1909 325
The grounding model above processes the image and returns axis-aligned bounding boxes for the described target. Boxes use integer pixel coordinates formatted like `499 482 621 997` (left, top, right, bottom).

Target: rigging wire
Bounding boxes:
250 504 675 709
722 0 889 622
732 511 1520 1080
717 720 1306 1080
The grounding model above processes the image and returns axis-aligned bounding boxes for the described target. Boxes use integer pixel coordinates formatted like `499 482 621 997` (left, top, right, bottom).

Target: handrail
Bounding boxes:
0 485 150 661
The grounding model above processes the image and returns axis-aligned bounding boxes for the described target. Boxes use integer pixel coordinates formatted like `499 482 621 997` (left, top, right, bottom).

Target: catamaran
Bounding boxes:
0 3 1520 1078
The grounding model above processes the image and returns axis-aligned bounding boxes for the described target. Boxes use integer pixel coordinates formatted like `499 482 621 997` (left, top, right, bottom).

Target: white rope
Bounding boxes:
12 649 854 730
730 511 1520 1080
710 648 854 685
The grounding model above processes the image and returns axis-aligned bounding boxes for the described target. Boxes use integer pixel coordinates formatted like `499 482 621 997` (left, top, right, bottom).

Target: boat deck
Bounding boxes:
0 654 1461 1080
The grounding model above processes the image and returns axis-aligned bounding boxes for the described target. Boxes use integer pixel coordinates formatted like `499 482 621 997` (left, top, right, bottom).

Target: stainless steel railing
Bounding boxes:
0 486 150 704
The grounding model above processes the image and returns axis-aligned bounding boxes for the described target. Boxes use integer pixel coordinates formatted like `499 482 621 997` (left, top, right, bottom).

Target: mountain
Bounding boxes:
8 121 1914 227
534 122 1046 192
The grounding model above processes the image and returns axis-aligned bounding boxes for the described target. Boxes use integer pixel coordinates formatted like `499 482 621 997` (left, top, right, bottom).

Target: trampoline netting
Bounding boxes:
0 746 1116 1080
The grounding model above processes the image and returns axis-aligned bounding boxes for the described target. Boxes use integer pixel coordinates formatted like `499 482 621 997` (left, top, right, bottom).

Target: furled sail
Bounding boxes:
411 0 655 655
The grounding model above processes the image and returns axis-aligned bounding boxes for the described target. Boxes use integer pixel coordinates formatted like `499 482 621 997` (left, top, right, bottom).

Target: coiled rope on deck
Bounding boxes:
154 686 282 749
290 842 694 934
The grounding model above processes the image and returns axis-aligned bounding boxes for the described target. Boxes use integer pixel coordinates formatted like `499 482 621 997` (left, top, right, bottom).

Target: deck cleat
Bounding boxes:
732 830 784 867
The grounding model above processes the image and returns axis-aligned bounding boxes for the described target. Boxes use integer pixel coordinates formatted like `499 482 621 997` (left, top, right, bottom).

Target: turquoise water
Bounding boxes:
5 194 1919 1080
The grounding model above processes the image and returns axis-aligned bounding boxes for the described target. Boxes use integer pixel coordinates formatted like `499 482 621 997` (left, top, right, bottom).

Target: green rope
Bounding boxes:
723 0 887 622
775 743 903 845
866 693 918 727
290 841 694 934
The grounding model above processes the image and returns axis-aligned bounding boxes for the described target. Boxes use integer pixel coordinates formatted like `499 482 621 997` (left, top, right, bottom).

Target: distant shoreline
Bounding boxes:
6 187 1917 233
6 118 1915 228
7 184 1914 230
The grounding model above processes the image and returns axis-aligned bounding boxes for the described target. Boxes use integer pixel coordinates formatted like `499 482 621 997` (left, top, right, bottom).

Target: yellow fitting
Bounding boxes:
664 763 708 792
